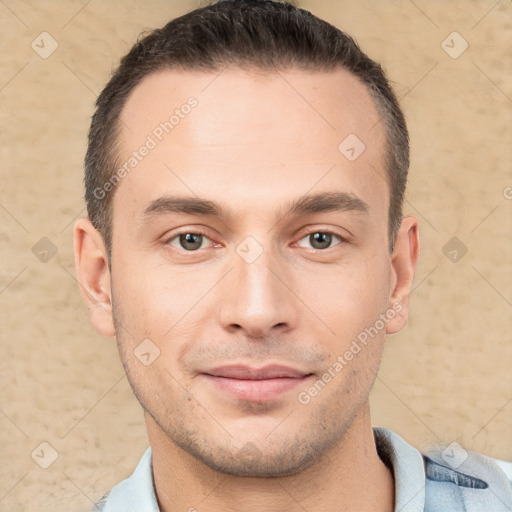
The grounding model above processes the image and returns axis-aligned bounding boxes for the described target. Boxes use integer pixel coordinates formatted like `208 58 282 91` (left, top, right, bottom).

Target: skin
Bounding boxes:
74 67 419 512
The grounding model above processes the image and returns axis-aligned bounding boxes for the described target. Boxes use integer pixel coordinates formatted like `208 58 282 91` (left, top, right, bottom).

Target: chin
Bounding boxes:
193 444 322 478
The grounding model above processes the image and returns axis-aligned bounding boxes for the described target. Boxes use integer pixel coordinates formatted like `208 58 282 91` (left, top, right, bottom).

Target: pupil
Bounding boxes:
180 233 202 250
311 232 331 249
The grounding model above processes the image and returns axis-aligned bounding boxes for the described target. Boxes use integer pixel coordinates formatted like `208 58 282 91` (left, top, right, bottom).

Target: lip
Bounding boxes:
200 364 314 402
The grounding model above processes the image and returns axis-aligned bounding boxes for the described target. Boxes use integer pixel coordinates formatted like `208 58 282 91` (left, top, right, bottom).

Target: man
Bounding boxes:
73 1 512 510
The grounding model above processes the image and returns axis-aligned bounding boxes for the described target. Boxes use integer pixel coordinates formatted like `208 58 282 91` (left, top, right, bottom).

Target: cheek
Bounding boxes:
111 265 192 400
112 255 185 322
300 255 391 342
110 254 219 366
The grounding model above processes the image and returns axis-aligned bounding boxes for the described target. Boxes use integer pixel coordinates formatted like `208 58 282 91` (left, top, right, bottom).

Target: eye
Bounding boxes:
296 231 345 250
167 231 213 251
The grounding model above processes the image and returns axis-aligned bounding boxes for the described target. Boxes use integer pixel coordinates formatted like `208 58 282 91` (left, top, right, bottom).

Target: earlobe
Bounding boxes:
73 218 115 337
386 216 420 335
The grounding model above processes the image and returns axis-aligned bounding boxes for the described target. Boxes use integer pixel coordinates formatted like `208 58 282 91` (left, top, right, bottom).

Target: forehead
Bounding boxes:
114 67 388 221
119 66 383 147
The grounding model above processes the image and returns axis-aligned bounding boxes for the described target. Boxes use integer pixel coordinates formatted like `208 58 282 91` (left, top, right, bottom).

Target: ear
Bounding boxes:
73 218 115 337
386 216 420 334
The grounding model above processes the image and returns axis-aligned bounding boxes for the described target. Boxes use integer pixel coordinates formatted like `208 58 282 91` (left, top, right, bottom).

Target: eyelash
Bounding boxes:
164 228 348 253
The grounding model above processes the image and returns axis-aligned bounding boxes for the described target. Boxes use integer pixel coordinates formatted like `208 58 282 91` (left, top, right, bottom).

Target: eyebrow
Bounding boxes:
142 191 369 221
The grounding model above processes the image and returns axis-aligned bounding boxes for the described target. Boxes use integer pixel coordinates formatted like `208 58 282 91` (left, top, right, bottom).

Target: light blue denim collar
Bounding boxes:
96 427 512 512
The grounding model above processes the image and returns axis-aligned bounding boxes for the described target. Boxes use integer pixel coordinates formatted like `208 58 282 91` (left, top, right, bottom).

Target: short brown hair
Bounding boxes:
85 0 409 255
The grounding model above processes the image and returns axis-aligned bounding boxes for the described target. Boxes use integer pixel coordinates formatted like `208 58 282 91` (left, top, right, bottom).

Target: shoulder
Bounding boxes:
423 447 512 512
373 427 512 511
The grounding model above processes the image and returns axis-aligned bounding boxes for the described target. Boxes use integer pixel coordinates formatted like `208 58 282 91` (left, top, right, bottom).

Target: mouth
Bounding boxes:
200 364 315 402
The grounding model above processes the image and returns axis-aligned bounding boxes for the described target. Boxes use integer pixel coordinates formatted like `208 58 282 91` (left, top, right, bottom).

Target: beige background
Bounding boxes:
1 0 511 510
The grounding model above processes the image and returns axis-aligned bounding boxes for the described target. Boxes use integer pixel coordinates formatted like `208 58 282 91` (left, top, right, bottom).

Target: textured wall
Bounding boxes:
1 1 511 510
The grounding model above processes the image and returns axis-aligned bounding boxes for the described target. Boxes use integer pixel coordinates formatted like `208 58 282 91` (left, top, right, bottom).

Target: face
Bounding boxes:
76 67 417 477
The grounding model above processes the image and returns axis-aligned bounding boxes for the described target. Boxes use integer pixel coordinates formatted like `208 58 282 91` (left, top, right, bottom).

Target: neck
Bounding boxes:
146 403 394 512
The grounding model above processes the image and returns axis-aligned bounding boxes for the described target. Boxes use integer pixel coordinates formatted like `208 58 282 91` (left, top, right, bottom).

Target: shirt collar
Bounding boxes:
99 446 159 512
374 427 426 512
99 427 426 512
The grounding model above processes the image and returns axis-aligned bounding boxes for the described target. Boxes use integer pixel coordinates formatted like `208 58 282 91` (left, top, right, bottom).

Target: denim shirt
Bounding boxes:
95 427 512 512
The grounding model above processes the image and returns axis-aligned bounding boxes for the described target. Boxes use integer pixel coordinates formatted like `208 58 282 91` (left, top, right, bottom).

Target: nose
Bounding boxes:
217 242 299 338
